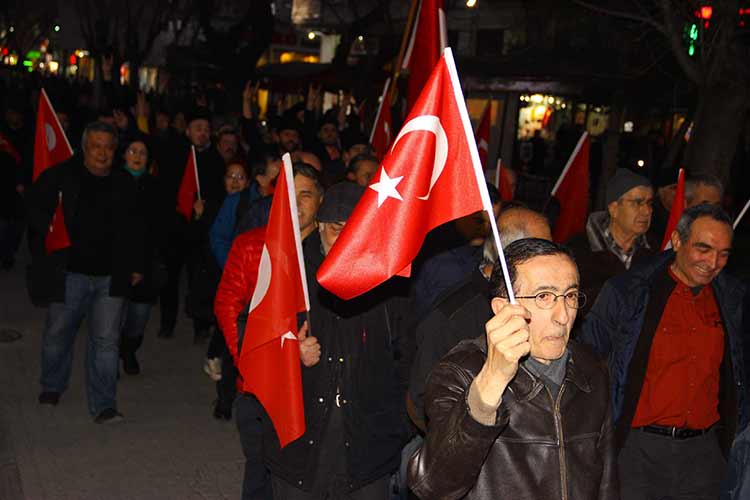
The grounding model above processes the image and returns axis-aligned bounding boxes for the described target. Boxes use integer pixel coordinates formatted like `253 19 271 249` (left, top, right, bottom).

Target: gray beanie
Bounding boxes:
605 169 652 205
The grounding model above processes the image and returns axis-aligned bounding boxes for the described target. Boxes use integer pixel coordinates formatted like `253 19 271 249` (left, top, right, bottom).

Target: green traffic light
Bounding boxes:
688 44 696 56
689 24 699 41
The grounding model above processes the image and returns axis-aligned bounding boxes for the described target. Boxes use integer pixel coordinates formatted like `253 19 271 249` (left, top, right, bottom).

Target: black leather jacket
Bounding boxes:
408 338 618 500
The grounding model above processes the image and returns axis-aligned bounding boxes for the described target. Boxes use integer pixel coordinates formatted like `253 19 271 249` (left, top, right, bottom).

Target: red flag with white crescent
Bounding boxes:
33 89 73 181
551 132 590 243
240 154 309 448
475 102 491 168
661 168 685 250
176 146 200 221
401 0 447 111
370 79 393 161
318 48 494 300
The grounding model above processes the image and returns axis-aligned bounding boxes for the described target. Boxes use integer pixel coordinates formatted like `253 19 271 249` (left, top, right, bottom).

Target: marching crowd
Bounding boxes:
1 72 750 500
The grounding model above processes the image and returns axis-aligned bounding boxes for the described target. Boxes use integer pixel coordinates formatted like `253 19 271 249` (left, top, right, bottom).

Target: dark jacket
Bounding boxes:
408 338 618 500
580 251 748 453
26 157 143 305
128 171 165 303
260 232 415 492
566 211 657 319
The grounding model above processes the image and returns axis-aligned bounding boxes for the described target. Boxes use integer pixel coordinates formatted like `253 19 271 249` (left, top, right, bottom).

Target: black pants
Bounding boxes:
235 393 272 500
159 231 187 331
619 427 727 500
210 329 237 412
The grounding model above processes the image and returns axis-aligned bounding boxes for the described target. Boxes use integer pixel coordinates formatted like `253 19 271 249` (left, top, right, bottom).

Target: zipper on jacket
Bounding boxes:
546 384 568 500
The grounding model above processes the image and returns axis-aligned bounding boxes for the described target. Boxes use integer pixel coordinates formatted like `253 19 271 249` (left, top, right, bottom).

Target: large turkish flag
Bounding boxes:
318 48 491 300
240 154 308 448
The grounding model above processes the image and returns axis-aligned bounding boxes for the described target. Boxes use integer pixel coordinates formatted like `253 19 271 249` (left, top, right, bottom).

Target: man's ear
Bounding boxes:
670 231 681 251
491 296 509 315
607 200 618 219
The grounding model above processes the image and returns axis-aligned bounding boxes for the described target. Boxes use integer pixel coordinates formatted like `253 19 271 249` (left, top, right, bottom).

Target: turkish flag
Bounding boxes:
370 79 393 161
402 0 447 111
495 159 513 201
176 146 200 221
33 89 73 182
551 132 590 243
318 48 491 300
240 154 309 448
475 102 491 168
45 192 71 254
0 131 21 165
661 168 685 250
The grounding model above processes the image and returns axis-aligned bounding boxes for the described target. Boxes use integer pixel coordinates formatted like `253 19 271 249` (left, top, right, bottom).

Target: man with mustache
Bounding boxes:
582 203 747 500
567 168 657 318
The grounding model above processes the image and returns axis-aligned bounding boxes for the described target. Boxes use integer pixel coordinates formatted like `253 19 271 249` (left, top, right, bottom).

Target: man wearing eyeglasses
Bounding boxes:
567 168 656 317
408 238 617 500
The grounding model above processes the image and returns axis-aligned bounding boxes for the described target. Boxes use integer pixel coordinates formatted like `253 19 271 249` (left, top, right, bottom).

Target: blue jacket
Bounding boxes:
722 424 750 500
580 251 747 444
209 183 262 268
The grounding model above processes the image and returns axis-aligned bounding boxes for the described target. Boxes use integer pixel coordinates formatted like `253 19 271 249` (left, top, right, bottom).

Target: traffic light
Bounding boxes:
684 22 699 56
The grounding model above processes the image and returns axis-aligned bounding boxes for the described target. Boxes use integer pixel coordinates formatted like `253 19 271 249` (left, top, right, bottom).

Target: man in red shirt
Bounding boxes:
582 203 747 500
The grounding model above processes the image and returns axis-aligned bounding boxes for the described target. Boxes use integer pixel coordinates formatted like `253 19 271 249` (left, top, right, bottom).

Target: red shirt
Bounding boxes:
631 268 724 429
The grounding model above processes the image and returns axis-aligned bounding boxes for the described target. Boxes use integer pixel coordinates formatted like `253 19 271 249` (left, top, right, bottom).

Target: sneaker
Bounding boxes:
38 391 60 405
203 357 222 381
122 352 141 375
94 408 124 424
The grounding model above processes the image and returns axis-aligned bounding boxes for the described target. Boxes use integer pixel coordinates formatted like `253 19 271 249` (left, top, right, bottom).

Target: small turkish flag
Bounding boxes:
370 79 393 161
475 102 491 168
551 132 590 243
0 131 21 165
45 192 71 254
661 168 685 250
176 146 201 221
33 89 73 182
495 159 514 202
318 48 492 300
241 153 309 448
402 0 447 111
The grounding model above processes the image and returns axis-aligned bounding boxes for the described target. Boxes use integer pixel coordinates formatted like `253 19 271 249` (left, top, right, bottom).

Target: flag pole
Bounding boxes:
734 198 750 229
551 131 588 196
443 47 516 303
370 78 391 145
281 153 311 313
388 0 420 102
495 158 502 189
191 145 202 201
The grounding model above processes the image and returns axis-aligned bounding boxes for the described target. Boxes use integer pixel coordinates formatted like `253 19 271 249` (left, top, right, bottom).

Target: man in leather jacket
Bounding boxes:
408 238 617 500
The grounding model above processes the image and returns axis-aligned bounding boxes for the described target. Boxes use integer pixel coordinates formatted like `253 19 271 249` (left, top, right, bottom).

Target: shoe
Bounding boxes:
94 408 124 424
122 352 141 375
157 327 174 339
203 357 222 381
38 391 60 405
213 401 232 421
193 329 210 344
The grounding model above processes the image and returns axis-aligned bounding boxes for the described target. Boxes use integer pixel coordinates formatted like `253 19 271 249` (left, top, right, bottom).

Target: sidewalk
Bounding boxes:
0 250 244 500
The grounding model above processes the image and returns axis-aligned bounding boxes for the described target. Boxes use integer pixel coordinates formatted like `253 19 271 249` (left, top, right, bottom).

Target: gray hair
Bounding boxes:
685 173 724 204
81 121 118 150
675 203 732 243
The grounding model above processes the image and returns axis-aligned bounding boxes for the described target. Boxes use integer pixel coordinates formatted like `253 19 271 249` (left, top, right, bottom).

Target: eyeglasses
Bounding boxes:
620 197 654 209
126 149 147 157
515 290 586 310
225 173 247 181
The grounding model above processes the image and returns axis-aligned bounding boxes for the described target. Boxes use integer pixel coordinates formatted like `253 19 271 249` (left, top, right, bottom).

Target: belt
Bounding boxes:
639 424 712 440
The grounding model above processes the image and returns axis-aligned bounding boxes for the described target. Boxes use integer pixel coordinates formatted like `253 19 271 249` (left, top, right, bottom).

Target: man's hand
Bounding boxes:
242 81 258 119
298 321 321 367
193 199 205 219
474 303 531 410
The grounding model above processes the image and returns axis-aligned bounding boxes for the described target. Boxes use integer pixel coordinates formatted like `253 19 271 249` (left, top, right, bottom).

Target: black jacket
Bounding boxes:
260 232 415 492
26 157 143 305
408 338 618 500
128 171 165 303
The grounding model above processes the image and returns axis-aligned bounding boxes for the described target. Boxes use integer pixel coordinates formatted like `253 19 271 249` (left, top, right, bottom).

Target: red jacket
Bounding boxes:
213 226 266 392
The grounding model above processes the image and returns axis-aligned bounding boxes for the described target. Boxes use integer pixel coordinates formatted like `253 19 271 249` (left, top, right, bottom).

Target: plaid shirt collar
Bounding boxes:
586 211 650 269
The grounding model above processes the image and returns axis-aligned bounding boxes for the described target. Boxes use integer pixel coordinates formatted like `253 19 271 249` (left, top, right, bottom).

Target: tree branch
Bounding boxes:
658 0 702 84
572 0 666 34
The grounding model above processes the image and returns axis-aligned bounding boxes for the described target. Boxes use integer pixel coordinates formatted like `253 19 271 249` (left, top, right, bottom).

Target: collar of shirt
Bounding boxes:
586 211 650 269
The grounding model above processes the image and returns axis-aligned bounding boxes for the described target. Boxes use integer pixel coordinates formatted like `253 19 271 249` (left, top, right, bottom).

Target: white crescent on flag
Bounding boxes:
45 123 57 151
248 245 271 314
280 331 297 348
391 115 448 200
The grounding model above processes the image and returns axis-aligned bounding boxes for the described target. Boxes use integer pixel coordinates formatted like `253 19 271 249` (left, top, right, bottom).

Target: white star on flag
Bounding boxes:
369 167 404 207
280 331 297 349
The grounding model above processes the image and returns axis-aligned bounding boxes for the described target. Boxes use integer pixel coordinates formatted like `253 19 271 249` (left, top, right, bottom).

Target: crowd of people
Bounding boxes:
1 71 749 500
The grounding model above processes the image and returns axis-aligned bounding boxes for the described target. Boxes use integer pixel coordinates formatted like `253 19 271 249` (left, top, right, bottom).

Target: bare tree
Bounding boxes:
573 0 750 182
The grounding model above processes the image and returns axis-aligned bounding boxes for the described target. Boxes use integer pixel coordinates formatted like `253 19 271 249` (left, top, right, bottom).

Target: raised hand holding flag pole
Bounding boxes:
317 47 515 303
240 153 309 448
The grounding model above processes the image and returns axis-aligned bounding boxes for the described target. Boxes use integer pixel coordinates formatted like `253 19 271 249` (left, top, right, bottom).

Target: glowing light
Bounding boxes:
700 6 713 20
466 0 477 6
54 25 60 32
623 121 634 132
530 94 544 103
637 160 645 167
547 97 555 104
9 26 15 33
48 61 59 72
357 35 364 42
307 31 316 40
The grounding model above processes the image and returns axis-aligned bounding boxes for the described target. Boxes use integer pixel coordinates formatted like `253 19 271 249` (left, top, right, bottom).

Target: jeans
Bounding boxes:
235 393 272 500
120 301 152 355
40 272 125 416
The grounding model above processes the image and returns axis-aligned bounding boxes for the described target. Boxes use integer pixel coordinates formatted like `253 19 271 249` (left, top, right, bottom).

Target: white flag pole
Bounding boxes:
191 145 202 201
734 198 750 230
444 47 515 303
370 78 391 145
495 158 502 189
282 153 311 311
551 131 588 196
